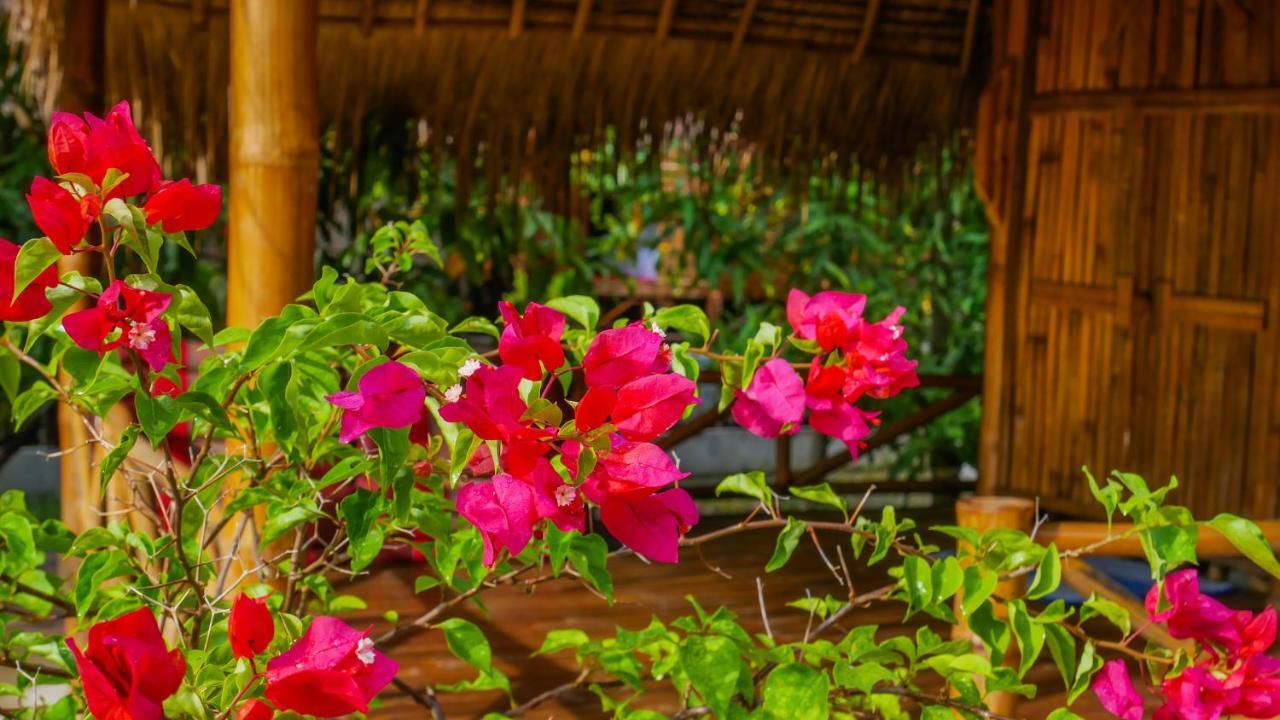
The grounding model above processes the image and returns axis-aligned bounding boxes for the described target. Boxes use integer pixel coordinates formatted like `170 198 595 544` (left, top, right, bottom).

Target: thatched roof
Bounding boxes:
7 0 987 189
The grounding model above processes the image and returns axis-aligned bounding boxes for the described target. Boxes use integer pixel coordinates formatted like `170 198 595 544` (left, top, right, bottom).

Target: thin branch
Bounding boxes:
506 667 590 717
391 677 446 720
755 577 774 641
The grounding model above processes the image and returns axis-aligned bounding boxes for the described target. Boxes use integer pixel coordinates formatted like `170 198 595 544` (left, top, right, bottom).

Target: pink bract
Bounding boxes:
325 360 426 442
264 616 398 718
498 300 566 380
731 358 805 438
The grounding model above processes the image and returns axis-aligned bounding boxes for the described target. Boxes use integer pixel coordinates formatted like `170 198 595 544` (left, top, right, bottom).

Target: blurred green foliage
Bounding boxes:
0 20 44 243
318 118 988 475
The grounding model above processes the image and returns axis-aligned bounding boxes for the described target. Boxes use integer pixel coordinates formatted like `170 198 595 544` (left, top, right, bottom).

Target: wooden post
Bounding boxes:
53 0 105 537
951 495 1036 716
227 0 319 329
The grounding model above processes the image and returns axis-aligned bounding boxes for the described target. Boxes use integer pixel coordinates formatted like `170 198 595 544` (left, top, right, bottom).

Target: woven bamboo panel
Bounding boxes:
983 0 1280 518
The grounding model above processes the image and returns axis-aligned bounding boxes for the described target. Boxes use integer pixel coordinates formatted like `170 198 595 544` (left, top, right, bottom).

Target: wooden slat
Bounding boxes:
1028 281 1120 313
509 0 526 37
571 0 593 41
730 0 760 57
414 0 430 34
958 0 981 75
850 0 882 63
655 0 677 41
1039 520 1280 556
1031 87 1280 116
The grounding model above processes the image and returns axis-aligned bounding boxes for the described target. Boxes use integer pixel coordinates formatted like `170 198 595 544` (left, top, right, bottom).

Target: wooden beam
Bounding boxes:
730 0 760 57
414 0 430 34
1038 521 1280 557
978 0 1040 496
228 0 319 328
1031 86 1280 115
509 0 526 38
850 0 882 63
571 0 593 42
959 0 981 75
655 0 677 42
361 0 376 36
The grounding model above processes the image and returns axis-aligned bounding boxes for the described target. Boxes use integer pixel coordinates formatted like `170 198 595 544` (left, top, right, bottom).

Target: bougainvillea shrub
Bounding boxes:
0 101 1277 719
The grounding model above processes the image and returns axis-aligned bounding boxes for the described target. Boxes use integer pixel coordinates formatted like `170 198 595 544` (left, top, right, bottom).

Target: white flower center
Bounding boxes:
554 485 577 508
128 323 156 350
459 358 482 378
444 384 463 402
649 321 666 338
356 637 376 665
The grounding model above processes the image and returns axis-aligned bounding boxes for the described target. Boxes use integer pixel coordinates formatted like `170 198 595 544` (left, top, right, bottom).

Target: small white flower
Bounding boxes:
649 320 666 338
554 485 577 508
127 322 156 350
892 326 903 339
444 384 463 403
356 637 376 665
459 358 482 378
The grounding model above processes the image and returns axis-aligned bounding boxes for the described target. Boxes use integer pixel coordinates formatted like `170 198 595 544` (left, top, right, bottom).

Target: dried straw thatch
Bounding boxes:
7 0 987 190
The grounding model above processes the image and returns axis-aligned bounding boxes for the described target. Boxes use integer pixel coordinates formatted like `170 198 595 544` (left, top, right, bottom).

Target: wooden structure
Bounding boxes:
976 0 1280 519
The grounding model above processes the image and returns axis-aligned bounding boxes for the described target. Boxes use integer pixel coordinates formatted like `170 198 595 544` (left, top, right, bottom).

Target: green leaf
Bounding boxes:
653 305 711 343
340 490 385 572
439 618 494 672
296 313 389 354
0 351 20 402
789 482 847 520
765 517 806 572
1007 600 1045 678
1068 642 1100 702
1206 513 1280 580
1044 623 1078 690
241 316 293 370
1026 543 1061 600
11 384 56 429
961 566 998 616
172 285 215 347
902 555 934 615
99 426 140 495
370 428 412 519
763 663 829 720
535 629 590 656
546 296 599 330
1080 595 1132 636
679 635 740 717
134 391 180 446
567 533 613 601
715 471 772 508
13 237 62 297
450 316 500 340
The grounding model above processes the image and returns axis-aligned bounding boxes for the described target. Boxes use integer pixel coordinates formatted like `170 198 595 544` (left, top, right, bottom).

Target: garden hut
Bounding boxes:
8 0 1280 540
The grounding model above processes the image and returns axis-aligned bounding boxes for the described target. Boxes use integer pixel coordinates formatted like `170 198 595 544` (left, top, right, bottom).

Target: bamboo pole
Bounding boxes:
227 0 319 329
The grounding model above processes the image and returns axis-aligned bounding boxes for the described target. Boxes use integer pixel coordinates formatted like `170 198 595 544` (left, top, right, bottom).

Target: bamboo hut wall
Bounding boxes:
979 0 1280 519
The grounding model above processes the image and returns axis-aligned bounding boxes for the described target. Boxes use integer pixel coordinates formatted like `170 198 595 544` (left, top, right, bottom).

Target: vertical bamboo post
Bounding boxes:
227 0 319 329
53 0 105 537
223 0 319 581
951 495 1036 716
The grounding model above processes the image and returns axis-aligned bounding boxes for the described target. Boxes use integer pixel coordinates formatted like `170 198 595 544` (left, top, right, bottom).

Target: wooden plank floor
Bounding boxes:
340 508 1112 719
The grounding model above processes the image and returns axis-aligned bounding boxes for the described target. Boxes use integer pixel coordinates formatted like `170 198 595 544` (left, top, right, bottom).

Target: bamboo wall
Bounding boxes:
977 0 1280 519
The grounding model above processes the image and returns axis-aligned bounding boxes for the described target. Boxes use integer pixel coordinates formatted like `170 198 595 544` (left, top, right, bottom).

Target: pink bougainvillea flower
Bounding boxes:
843 306 919 401
1145 569 1241 650
731 358 805 438
48 101 162 198
264 616 397 719
786 289 867 352
0 238 58 321
66 608 186 720
63 280 174 371
498 300 566 380
439 364 529 441
809 402 878 459
455 474 539 567
26 176 100 254
1232 605 1277 659
1094 660 1145 720
143 179 222 233
610 373 697 441
1158 664 1228 720
229 593 275 659
583 322 668 388
574 386 617 434
235 699 275 720
518 458 586 533
1225 654 1280 719
326 361 425 442
583 439 690 500
599 488 699 563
